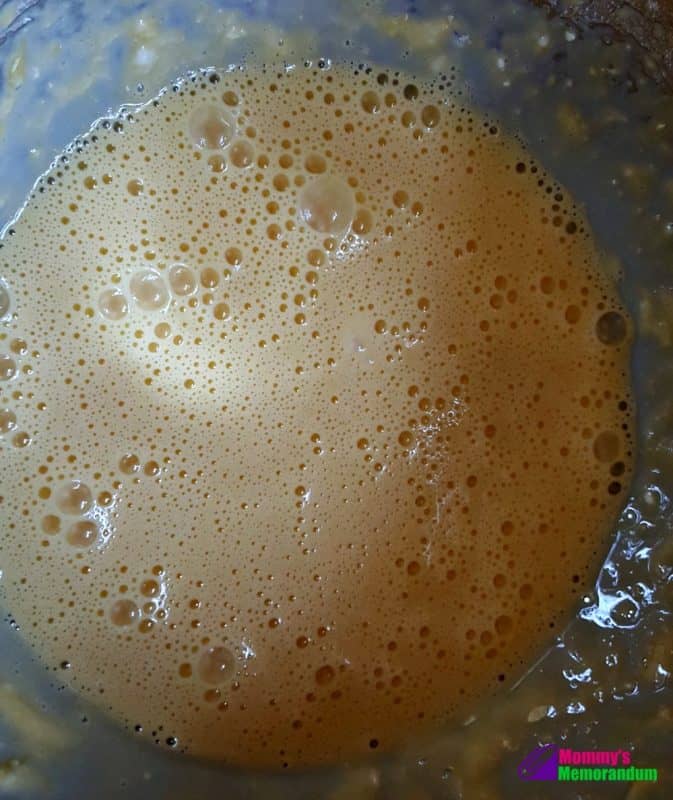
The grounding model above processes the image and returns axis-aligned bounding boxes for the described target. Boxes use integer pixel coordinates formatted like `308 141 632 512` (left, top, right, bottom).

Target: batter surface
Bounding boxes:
0 64 633 767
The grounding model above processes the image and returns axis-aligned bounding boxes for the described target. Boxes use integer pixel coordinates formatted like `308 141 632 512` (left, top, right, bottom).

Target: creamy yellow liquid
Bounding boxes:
0 64 633 767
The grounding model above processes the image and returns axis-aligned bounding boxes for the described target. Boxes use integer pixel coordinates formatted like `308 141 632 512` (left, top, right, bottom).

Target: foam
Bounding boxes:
0 63 634 768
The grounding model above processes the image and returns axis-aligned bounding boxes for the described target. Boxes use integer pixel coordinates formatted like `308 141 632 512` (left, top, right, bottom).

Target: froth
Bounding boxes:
0 63 634 768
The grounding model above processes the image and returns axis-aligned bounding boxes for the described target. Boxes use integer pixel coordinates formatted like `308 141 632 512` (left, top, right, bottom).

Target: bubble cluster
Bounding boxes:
0 63 634 768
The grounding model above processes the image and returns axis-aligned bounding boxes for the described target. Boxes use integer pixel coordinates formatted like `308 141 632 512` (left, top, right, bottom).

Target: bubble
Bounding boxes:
393 190 409 209
593 431 620 462
127 179 144 196
596 311 627 345
361 91 381 113
299 175 355 234
421 105 440 128
0 280 10 319
110 599 139 626
565 305 581 324
154 322 171 339
0 409 17 434
221 249 240 270
174 662 192 680
0 355 17 382
273 174 289 192
187 105 235 150
119 454 140 474
140 579 160 597
540 276 554 294
494 615 512 635
315 665 335 685
11 431 30 448
307 249 325 267
66 519 99 548
98 288 129 321
221 90 239 107
207 154 227 173
229 139 254 168
41 515 61 535
200 267 219 289
168 264 197 297
398 431 413 447
213 303 230 321
352 209 373 236
197 646 235 685
305 154 327 174
129 269 170 311
55 480 93 516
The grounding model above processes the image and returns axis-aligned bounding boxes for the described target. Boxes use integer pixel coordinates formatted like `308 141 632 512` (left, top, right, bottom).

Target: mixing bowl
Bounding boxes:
0 1 671 797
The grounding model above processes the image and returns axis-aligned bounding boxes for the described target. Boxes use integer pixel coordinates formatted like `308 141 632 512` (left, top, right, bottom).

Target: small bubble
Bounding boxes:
200 267 219 289
305 154 327 174
596 311 627 345
222 91 239 107
198 646 235 685
188 106 234 150
229 139 254 168
110 599 139 626
0 355 17 381
214 303 230 321
565 305 581 325
179 663 192 678
208 154 227 173
361 91 381 113
398 430 413 447
352 208 373 236
593 431 620 463
225 247 242 267
494 615 512 635
66 519 98 548
140 579 160 598
299 175 355 234
0 408 17 434
168 264 197 297
41 514 61 535
421 105 440 128
119 454 140 475
129 269 169 311
11 431 30 448
98 288 129 321
154 322 171 339
127 179 144 196
315 665 335 685
55 480 93 515
144 460 160 477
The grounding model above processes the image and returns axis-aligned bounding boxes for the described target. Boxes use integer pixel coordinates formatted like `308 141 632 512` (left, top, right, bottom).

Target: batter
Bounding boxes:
0 64 633 767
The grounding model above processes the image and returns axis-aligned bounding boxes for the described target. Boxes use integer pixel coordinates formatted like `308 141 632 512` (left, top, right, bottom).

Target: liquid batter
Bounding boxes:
0 64 634 767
